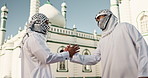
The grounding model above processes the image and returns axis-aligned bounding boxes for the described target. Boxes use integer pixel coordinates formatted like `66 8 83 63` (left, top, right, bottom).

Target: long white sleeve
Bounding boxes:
27 34 69 64
70 44 101 65
126 23 148 77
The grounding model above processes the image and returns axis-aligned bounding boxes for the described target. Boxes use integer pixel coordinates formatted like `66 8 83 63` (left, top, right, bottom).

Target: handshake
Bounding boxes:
63 44 80 58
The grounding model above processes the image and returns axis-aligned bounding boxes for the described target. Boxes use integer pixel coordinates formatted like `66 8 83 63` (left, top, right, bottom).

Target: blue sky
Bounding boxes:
0 0 110 39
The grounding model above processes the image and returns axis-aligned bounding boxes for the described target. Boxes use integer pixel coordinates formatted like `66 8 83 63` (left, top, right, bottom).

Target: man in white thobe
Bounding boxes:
70 9 148 78
20 13 79 78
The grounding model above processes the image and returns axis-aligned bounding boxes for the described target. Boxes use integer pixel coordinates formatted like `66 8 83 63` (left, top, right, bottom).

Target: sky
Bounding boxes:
0 0 110 39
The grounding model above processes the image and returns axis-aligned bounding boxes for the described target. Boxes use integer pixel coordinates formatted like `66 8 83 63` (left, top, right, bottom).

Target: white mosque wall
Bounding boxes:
119 0 132 24
110 0 120 19
0 40 13 78
11 47 21 78
0 49 9 78
48 32 74 44
130 0 148 28
118 0 148 28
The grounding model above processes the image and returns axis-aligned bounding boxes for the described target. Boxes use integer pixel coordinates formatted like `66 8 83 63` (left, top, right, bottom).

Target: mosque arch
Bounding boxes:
56 46 68 72
137 11 148 34
82 49 92 72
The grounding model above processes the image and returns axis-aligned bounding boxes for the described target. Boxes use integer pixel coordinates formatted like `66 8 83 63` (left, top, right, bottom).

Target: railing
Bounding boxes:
49 25 100 40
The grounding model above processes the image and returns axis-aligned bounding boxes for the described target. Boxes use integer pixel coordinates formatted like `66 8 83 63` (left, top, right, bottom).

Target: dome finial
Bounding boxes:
93 29 97 34
73 24 76 28
1 3 8 12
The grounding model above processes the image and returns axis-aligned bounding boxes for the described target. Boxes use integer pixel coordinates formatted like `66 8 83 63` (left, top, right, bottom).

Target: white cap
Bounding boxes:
95 9 112 19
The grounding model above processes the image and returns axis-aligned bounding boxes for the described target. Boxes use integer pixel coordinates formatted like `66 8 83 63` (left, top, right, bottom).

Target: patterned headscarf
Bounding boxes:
28 13 50 35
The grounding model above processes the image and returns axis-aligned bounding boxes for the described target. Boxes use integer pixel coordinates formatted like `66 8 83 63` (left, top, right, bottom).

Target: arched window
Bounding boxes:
137 11 148 33
140 15 148 33
82 49 92 72
57 46 68 72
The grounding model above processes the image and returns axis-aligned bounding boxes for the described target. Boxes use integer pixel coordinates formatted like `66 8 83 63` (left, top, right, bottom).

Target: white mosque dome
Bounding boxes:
1 5 8 12
39 3 65 27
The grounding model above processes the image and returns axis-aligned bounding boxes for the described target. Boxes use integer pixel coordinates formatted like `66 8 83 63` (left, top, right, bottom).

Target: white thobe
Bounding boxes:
20 31 69 78
71 23 148 78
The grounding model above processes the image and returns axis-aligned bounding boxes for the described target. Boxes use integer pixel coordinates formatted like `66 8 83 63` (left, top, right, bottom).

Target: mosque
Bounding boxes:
0 0 148 78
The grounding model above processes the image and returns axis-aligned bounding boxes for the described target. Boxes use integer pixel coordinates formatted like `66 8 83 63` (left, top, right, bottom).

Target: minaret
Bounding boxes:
119 0 132 23
61 2 67 19
29 0 40 20
61 1 67 28
110 0 120 22
73 24 77 43
93 30 98 47
93 30 97 40
0 4 8 47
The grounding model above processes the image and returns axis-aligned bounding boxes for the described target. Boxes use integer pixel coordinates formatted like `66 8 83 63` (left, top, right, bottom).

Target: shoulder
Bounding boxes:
117 22 136 31
27 32 46 43
119 22 135 28
118 22 132 27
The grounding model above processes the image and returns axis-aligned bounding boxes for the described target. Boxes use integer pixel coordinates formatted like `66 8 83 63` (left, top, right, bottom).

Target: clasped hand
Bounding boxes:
64 44 80 58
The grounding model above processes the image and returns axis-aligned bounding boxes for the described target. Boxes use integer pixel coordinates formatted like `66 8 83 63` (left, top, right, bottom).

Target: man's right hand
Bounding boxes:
65 44 80 58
